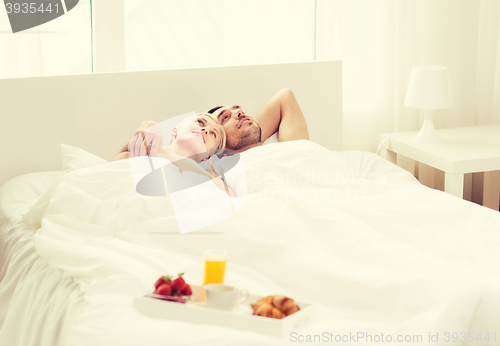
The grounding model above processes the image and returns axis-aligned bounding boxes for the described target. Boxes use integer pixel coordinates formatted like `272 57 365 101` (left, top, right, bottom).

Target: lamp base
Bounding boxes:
412 109 444 143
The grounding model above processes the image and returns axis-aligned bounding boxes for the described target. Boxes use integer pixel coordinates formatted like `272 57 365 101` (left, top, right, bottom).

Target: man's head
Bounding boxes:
208 105 262 151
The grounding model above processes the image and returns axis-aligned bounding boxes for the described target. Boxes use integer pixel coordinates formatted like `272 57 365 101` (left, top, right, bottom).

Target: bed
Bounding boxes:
1 61 500 346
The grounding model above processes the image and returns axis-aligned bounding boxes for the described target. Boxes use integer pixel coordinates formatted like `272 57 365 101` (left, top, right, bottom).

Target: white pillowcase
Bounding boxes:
263 131 279 145
61 144 108 173
24 145 108 227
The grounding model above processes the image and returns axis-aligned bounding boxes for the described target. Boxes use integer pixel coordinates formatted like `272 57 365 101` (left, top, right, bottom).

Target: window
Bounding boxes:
0 0 92 79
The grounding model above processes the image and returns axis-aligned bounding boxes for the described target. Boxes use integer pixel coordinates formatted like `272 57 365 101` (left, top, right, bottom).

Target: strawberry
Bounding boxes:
154 275 172 289
170 273 186 292
183 284 192 296
155 283 171 296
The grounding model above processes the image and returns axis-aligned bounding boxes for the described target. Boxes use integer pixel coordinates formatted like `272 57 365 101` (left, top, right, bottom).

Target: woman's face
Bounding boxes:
173 116 222 160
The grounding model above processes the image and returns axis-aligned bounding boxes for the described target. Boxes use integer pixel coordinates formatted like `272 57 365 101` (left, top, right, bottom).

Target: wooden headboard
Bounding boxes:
0 61 342 186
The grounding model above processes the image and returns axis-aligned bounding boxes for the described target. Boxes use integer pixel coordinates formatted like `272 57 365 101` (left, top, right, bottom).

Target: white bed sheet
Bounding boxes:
2 141 500 346
0 171 63 217
0 171 62 273
0 171 85 346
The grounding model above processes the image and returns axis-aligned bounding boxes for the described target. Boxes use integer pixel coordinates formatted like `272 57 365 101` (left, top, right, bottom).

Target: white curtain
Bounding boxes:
0 0 92 79
340 0 500 151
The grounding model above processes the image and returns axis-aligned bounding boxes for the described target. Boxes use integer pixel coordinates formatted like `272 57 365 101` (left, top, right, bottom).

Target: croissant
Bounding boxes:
251 302 285 319
272 296 300 316
253 295 274 306
251 295 300 319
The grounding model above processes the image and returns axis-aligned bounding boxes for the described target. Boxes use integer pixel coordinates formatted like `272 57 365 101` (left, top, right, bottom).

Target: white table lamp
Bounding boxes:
404 65 454 142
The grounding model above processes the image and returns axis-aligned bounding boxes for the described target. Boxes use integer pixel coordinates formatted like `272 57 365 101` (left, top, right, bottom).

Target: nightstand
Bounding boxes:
379 125 500 210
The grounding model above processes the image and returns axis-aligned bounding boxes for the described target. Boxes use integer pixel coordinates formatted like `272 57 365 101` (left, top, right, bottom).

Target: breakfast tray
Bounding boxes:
133 285 315 338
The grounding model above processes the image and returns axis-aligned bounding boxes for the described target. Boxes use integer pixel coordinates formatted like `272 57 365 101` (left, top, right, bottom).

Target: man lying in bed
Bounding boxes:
118 89 309 158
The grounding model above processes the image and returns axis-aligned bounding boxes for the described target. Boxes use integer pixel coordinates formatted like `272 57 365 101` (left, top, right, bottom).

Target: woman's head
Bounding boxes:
170 113 226 162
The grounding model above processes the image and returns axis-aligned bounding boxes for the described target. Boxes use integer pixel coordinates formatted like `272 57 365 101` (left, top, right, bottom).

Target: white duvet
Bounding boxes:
8 140 500 345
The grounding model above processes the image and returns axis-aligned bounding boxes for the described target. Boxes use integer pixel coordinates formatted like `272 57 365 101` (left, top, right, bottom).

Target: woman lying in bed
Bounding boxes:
115 113 235 196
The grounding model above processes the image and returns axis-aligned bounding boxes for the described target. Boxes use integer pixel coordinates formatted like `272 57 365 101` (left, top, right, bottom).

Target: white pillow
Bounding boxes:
24 145 108 227
263 131 279 145
61 144 108 173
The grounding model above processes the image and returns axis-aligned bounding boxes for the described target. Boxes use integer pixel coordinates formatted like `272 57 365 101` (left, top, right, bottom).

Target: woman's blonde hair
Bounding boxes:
197 113 226 151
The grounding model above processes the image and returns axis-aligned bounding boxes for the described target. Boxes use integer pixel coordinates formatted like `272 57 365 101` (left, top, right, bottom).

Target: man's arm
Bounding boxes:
254 89 309 142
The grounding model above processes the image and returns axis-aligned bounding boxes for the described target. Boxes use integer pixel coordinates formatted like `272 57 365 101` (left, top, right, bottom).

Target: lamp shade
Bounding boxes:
404 65 453 110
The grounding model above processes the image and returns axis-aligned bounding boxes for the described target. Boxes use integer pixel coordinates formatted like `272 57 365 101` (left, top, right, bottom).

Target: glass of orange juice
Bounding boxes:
201 249 227 301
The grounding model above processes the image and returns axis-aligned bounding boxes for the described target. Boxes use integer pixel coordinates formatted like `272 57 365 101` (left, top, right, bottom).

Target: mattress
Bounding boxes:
2 141 500 346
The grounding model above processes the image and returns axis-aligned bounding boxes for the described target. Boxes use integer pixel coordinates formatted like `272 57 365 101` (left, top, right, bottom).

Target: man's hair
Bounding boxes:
207 106 223 114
